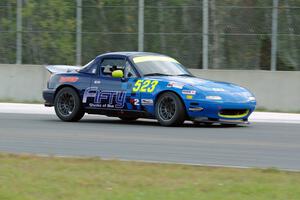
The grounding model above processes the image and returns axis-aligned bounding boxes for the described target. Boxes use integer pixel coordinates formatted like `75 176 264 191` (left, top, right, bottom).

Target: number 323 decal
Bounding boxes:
132 80 159 93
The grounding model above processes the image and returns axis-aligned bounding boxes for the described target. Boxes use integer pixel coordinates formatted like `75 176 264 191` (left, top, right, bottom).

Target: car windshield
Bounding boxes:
81 59 95 69
132 56 192 76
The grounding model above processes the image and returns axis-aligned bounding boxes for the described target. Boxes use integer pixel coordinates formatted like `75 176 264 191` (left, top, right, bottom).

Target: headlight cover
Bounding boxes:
248 96 256 101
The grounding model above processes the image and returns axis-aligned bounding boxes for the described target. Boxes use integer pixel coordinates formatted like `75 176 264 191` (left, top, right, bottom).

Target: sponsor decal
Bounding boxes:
182 90 196 95
59 76 79 83
94 80 101 84
132 80 159 93
83 87 126 108
167 81 184 89
130 98 140 106
141 99 154 105
91 69 97 74
133 56 179 64
186 95 193 99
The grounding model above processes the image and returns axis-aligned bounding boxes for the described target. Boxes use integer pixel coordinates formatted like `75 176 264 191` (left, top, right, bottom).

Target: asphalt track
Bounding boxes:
1 112 300 171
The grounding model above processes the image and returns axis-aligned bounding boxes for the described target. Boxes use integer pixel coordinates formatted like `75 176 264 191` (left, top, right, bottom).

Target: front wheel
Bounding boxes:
155 92 186 126
54 87 85 122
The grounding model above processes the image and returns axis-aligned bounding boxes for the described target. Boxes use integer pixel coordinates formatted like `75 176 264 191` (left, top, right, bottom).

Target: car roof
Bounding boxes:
97 51 165 58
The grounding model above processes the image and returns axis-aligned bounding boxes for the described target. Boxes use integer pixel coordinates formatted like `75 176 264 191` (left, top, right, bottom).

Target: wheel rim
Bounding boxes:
158 96 176 121
57 92 75 116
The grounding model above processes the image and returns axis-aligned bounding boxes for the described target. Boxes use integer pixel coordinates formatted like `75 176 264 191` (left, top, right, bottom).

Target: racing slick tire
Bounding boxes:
155 92 186 126
54 87 85 122
119 116 139 121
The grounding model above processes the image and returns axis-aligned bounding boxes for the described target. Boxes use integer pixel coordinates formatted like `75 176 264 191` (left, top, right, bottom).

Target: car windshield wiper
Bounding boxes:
177 74 194 77
143 73 170 77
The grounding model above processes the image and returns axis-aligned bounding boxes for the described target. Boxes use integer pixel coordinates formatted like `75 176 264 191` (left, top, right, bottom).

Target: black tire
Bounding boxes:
155 92 186 126
119 116 138 121
54 87 85 122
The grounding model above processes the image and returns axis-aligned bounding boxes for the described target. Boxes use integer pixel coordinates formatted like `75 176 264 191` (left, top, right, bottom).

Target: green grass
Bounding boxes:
0 154 300 200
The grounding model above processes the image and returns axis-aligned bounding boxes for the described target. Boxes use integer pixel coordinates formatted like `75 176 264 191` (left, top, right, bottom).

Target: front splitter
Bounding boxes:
193 117 249 125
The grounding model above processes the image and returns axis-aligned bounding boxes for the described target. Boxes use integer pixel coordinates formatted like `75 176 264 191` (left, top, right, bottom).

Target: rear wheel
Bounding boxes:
54 87 84 122
155 92 186 126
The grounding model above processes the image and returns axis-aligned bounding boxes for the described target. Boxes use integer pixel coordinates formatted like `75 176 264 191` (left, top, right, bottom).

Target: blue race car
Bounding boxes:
43 52 256 126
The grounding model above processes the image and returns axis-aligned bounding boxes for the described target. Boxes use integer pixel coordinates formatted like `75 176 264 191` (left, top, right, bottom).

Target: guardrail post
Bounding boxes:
138 0 144 51
202 0 209 69
271 0 279 71
16 0 22 64
76 0 82 66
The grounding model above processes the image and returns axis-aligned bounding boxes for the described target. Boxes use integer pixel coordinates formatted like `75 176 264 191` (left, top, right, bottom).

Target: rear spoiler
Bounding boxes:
45 65 82 74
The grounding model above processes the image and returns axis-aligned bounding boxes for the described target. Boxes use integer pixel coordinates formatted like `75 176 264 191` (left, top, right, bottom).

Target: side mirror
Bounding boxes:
112 70 124 78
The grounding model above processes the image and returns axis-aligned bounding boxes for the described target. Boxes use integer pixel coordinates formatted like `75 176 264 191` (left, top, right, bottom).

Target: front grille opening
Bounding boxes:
219 109 248 116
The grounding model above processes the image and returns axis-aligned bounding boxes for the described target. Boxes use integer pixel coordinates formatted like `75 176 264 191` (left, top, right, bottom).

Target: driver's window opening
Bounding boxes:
100 58 125 77
100 58 136 78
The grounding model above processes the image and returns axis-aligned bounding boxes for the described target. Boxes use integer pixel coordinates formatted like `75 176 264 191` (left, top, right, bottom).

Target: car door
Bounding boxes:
86 57 141 111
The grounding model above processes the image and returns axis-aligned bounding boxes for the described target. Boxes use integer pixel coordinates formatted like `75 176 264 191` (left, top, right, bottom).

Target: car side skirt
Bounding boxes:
85 108 153 119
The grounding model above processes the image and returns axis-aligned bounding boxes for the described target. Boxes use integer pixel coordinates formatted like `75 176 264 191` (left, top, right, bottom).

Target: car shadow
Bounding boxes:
71 117 248 129
79 118 160 127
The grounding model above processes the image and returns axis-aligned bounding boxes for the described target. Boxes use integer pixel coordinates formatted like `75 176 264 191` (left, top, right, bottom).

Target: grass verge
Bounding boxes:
0 153 300 200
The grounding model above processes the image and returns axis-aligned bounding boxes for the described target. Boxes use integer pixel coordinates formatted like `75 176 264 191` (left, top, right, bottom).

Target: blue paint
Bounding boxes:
43 52 256 123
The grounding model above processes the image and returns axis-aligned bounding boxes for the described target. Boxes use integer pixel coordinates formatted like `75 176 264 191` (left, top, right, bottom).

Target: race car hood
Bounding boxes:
147 76 244 92
46 65 81 74
147 75 255 102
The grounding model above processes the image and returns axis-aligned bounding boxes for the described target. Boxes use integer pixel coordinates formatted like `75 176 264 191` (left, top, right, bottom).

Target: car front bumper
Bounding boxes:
187 100 256 123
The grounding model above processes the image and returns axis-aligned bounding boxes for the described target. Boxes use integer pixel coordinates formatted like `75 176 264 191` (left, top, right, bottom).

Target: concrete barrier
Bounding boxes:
190 69 300 112
0 64 49 102
0 64 299 112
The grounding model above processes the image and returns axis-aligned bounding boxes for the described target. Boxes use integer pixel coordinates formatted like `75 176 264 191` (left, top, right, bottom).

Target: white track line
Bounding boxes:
249 112 300 124
0 103 55 115
0 103 300 124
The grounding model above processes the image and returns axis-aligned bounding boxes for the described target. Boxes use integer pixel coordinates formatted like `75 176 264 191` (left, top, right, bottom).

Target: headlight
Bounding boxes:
206 96 222 100
248 96 256 101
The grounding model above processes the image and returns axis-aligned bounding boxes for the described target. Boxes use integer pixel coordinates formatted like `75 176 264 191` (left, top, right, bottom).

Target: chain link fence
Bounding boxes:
0 0 299 70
